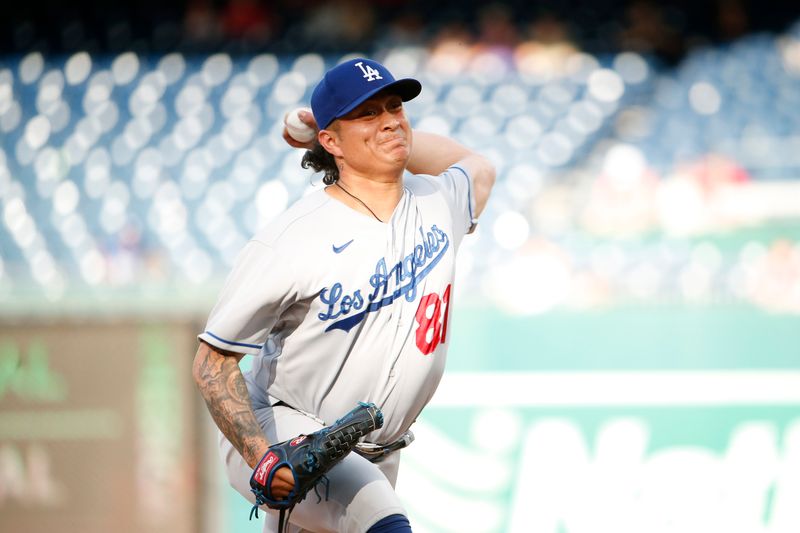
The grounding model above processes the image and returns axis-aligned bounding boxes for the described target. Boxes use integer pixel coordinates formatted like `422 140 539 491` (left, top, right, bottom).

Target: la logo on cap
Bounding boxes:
355 61 383 82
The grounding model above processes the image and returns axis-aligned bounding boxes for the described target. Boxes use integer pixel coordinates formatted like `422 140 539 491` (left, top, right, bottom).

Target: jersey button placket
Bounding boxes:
387 222 404 328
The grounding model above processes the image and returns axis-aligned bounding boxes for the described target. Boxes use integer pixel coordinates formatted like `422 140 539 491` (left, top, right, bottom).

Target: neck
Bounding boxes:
330 171 404 222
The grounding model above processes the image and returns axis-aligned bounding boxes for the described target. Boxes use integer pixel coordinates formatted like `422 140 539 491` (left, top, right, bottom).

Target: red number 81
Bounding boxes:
414 284 451 355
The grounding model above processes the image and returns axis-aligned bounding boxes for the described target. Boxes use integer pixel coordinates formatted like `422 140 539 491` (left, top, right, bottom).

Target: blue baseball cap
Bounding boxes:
311 58 422 130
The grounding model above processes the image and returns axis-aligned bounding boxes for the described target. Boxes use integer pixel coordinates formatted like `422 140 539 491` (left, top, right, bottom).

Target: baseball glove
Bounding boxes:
249 402 384 531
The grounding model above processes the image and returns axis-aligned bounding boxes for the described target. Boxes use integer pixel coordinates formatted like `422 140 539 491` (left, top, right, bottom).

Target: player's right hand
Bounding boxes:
282 109 318 149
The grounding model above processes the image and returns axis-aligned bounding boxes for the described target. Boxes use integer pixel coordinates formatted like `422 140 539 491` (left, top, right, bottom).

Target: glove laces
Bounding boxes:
250 503 292 533
248 476 331 533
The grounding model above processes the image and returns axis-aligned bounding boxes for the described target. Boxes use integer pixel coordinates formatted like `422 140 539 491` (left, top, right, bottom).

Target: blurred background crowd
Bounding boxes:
1 0 799 317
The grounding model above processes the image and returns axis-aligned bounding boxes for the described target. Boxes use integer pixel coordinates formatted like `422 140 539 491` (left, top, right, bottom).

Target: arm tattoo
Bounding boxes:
193 343 267 467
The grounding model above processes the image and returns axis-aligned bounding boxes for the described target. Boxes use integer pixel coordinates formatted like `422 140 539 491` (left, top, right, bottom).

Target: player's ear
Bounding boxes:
318 129 343 158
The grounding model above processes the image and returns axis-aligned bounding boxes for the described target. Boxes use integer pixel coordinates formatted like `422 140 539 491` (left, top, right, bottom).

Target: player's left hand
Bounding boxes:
268 466 296 500
249 402 383 514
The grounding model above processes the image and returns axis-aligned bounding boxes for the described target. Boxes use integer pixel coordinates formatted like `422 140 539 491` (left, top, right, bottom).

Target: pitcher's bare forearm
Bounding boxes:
192 341 268 468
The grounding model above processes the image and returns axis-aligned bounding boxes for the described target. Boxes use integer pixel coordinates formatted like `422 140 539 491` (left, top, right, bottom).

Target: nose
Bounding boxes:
381 110 400 130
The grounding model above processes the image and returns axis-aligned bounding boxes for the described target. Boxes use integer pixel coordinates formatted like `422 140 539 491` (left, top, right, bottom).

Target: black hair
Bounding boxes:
301 141 339 185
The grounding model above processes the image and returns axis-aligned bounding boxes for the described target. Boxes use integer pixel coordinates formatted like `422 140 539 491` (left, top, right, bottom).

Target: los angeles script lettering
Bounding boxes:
318 225 448 321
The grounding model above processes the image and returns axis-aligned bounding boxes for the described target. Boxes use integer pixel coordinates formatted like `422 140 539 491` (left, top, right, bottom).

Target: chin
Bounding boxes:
393 150 411 166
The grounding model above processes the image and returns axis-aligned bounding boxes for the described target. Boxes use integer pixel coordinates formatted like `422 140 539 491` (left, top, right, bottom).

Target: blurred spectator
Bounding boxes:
221 0 277 47
514 12 579 80
715 0 750 41
477 3 519 49
302 0 376 49
617 0 687 63
680 153 750 196
426 20 475 75
380 10 426 48
429 18 473 49
527 11 574 46
183 0 223 50
471 2 519 70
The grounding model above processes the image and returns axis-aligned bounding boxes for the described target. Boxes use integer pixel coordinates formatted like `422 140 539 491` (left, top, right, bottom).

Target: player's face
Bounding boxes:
331 92 412 177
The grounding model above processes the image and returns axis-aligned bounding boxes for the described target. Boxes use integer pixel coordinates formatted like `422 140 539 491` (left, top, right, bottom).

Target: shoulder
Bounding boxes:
404 172 441 194
251 188 335 245
404 166 474 196
404 168 460 196
406 165 474 184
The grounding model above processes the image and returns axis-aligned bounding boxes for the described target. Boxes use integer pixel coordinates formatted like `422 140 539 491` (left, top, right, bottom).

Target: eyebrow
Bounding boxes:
347 96 402 117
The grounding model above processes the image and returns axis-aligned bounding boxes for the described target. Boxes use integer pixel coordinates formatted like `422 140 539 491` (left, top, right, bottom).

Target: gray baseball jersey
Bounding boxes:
199 165 475 444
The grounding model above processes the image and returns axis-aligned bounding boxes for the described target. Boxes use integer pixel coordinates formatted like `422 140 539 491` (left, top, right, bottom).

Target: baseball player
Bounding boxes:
192 57 495 532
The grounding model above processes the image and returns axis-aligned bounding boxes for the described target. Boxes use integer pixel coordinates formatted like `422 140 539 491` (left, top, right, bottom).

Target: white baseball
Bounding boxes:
285 107 316 143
